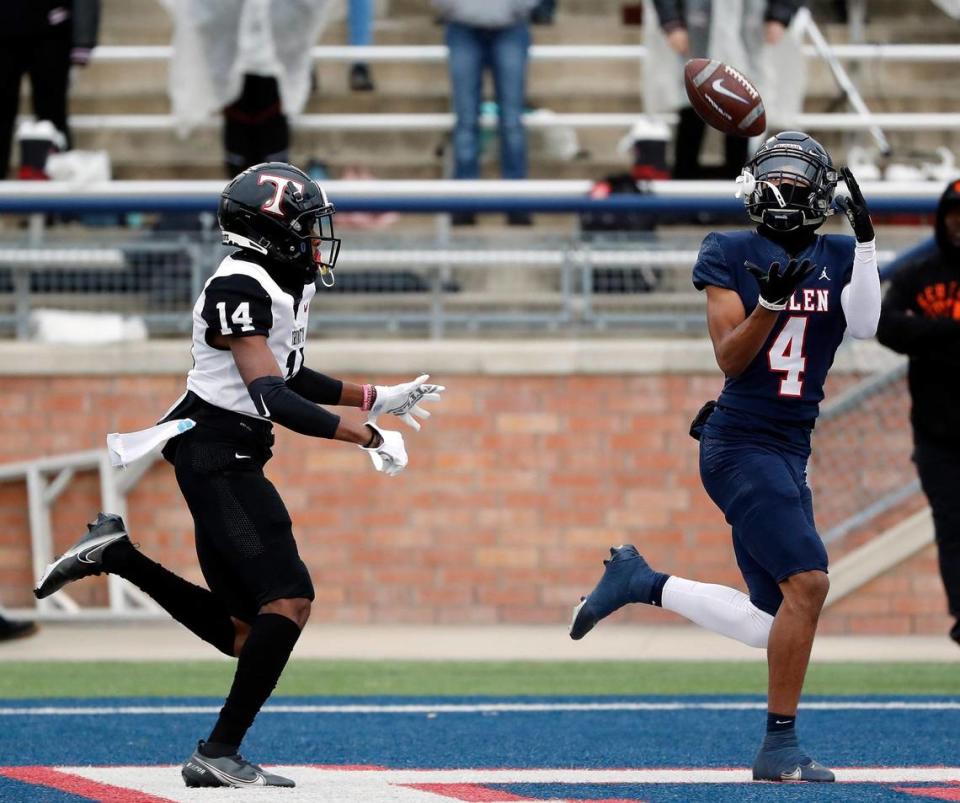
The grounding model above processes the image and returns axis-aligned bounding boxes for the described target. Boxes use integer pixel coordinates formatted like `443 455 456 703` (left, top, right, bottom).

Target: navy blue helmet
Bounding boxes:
737 132 839 233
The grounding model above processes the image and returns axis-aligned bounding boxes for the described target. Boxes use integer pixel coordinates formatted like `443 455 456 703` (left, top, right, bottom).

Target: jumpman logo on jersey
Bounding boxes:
819 266 830 281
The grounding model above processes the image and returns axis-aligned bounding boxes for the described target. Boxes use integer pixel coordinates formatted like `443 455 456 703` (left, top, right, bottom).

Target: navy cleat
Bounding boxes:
752 735 835 782
34 513 131 599
569 544 664 640
182 741 295 788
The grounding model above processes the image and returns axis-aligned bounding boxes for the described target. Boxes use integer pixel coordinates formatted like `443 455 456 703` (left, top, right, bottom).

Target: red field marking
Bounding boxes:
402 785 647 803
895 784 960 801
403 783 535 801
0 766 175 802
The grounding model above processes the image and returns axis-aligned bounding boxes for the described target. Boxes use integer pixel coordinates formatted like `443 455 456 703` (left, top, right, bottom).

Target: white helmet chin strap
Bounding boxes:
318 265 336 288
734 170 787 208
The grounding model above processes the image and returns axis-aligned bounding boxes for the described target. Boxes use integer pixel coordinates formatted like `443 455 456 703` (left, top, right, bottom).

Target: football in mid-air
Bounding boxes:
683 58 766 138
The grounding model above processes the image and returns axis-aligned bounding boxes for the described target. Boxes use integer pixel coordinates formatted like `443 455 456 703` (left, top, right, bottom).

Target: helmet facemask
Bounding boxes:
289 209 341 287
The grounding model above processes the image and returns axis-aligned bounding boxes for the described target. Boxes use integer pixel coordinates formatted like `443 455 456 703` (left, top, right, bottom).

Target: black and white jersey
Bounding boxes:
185 254 315 418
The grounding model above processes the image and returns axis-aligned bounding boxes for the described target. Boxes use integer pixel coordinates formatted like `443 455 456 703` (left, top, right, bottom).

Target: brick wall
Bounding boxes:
0 369 949 635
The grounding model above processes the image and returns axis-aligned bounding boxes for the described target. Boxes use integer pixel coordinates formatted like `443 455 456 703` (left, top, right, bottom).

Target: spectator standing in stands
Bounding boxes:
0 0 100 178
876 180 960 647
161 0 332 175
348 0 376 91
642 0 805 178
433 0 539 225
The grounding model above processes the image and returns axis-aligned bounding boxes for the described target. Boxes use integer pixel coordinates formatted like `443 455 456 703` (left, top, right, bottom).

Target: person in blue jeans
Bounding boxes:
348 0 375 91
569 133 882 782
433 0 538 225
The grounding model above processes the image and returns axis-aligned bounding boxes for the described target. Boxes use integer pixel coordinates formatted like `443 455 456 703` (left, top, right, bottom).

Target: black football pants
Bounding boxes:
0 28 72 177
223 74 290 176
914 435 960 631
673 106 749 180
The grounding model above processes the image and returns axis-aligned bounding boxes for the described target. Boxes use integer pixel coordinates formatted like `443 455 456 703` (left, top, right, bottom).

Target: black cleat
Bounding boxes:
0 616 38 642
34 513 130 599
182 741 295 788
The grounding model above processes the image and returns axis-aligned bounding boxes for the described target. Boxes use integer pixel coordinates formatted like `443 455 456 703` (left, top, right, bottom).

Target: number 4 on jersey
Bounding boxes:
768 316 808 397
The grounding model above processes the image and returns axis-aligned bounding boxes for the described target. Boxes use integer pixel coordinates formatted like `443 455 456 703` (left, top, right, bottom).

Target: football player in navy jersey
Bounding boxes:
33 163 444 788
570 132 881 782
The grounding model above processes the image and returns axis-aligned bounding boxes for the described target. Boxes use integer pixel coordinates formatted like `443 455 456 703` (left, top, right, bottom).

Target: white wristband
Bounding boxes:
757 296 787 312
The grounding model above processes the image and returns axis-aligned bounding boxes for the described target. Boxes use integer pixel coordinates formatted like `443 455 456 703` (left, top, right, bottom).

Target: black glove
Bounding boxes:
744 258 815 311
836 166 874 243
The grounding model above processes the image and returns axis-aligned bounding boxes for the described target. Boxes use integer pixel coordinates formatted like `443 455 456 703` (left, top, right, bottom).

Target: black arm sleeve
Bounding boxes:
286 367 344 405
652 0 685 31
876 274 960 357
764 0 802 25
248 375 341 439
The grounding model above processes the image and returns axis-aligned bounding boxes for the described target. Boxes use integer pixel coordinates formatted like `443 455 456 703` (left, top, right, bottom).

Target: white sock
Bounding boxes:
661 575 774 649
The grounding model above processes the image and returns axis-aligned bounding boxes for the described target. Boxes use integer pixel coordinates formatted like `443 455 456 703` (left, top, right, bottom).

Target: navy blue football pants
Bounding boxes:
699 435 829 617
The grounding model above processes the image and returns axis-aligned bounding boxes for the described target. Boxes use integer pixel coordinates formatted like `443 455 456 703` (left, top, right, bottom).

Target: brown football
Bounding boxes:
683 58 766 138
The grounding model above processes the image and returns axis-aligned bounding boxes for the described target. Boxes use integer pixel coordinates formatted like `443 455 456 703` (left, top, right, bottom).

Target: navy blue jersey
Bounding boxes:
693 230 856 425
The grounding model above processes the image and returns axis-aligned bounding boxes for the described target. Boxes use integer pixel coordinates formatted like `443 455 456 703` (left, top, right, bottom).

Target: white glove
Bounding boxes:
371 374 445 432
359 422 408 477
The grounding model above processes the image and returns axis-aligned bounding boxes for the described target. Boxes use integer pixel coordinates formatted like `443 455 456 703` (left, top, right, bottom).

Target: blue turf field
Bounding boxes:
0 695 958 801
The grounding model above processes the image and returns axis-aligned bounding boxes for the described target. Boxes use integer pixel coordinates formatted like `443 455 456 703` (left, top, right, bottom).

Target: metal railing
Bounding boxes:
0 450 163 618
89 43 960 64
0 179 945 214
56 35 960 139
0 182 936 337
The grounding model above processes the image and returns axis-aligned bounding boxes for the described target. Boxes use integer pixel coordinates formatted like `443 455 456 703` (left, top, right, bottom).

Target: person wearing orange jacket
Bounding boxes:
877 179 960 647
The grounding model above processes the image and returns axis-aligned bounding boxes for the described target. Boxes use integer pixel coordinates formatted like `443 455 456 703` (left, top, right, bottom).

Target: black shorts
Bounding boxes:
171 426 315 622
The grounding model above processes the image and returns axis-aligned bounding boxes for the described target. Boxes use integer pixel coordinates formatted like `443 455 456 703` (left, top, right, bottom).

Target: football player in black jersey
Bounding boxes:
34 163 444 788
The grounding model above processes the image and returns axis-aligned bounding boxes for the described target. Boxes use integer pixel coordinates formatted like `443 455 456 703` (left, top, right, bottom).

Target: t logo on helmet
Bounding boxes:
257 174 305 217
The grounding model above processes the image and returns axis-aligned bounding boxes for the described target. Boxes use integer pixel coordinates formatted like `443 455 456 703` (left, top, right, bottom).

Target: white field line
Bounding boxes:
58 766 960 803
1 700 959 716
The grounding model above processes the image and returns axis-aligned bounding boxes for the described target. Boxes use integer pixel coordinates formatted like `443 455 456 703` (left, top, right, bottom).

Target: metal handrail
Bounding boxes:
88 43 960 63
53 112 960 133
798 9 891 155
0 179 945 215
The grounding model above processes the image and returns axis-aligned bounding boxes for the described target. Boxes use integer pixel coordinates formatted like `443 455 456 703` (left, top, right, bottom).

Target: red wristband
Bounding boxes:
361 384 375 412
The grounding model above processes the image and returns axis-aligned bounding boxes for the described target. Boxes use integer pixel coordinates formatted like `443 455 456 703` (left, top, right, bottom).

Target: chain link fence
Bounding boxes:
0 220 927 339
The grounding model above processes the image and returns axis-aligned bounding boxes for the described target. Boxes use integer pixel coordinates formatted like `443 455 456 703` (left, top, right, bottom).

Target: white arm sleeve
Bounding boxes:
840 239 882 339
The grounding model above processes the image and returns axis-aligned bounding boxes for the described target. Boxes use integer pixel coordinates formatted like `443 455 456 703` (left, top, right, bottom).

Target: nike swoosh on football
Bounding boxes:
711 78 750 105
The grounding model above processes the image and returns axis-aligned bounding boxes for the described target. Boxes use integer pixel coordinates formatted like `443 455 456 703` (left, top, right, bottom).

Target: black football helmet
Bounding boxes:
736 131 839 233
218 162 340 286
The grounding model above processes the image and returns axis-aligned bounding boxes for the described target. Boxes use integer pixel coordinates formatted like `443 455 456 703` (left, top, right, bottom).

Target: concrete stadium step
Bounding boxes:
80 0 960 182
